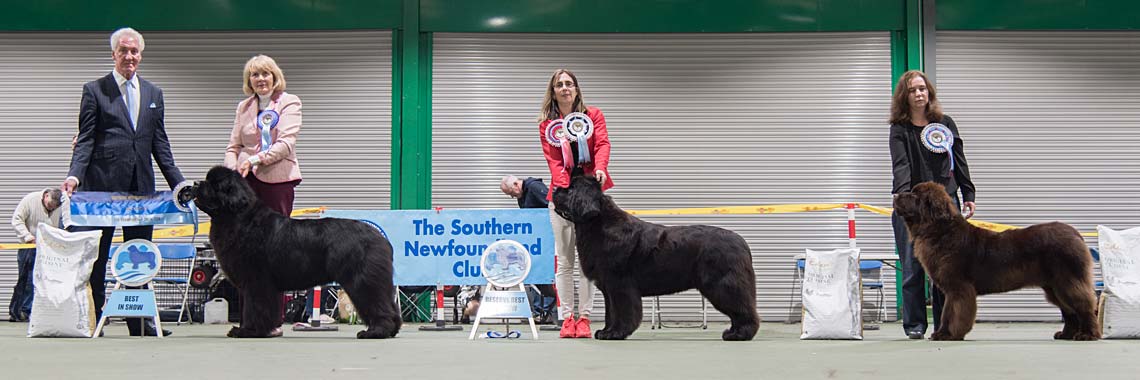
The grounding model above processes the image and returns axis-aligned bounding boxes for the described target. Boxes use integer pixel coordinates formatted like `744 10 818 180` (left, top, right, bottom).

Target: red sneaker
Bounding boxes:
559 317 577 339
574 317 592 338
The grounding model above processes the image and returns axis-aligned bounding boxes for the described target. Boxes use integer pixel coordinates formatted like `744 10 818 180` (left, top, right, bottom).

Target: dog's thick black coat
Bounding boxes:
192 166 400 338
552 174 759 340
894 181 1099 341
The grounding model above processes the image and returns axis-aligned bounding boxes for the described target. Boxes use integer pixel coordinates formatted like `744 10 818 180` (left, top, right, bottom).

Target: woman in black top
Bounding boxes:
889 70 977 339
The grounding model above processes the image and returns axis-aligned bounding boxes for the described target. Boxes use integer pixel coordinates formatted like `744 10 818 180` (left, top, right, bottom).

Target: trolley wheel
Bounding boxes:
190 265 218 289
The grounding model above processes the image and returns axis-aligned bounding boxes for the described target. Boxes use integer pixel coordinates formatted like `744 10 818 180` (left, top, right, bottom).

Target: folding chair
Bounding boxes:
786 258 807 323
396 286 434 323
151 244 198 325
1091 248 1104 297
650 294 708 329
859 260 885 324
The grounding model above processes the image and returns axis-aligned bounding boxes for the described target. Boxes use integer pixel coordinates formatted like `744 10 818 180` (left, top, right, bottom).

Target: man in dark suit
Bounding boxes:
61 27 185 337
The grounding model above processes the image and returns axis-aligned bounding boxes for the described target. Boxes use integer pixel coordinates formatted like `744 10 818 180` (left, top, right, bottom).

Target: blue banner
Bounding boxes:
323 209 555 286
70 191 194 227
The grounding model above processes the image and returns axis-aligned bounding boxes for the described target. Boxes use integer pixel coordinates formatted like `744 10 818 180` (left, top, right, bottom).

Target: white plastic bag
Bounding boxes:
800 248 862 340
27 223 102 338
1096 225 1140 339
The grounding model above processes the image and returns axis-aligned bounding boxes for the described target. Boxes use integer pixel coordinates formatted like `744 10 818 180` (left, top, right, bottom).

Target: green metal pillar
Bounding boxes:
890 0 928 319
392 0 432 210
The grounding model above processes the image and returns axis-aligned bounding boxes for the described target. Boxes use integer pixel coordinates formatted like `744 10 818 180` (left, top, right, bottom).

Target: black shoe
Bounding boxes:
906 330 925 339
135 328 173 337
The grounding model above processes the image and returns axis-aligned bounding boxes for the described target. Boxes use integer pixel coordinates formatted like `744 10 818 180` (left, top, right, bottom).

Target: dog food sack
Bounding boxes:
800 248 862 340
1096 226 1140 339
27 223 103 338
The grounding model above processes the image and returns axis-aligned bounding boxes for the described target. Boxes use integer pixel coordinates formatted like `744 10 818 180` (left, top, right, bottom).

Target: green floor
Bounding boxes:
1 320 1135 380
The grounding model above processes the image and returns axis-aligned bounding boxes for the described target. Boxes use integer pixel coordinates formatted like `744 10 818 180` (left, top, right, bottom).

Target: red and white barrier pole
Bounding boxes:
419 282 462 331
846 203 857 248
293 285 337 331
435 284 446 322
310 286 322 327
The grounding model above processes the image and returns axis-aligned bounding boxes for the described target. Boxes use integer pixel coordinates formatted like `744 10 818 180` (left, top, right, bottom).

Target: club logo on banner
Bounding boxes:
323 209 555 286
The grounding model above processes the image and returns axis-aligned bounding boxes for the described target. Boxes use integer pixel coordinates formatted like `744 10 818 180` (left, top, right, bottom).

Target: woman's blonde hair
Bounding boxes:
242 54 287 96
890 70 943 125
537 69 588 122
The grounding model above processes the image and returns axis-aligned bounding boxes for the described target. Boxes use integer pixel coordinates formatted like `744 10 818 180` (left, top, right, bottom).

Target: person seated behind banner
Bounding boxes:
456 285 481 324
9 188 70 322
528 284 557 324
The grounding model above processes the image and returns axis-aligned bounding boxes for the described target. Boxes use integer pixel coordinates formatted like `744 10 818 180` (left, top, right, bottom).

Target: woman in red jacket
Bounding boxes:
537 69 613 338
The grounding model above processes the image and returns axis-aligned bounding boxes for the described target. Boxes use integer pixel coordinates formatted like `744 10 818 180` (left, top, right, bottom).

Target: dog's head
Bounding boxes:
892 181 959 225
551 172 604 223
191 166 259 217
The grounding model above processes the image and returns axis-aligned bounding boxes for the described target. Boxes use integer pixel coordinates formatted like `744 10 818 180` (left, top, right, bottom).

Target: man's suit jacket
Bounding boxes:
68 73 184 193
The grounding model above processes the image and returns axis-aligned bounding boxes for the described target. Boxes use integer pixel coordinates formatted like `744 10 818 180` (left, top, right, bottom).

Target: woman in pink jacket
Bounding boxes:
224 55 303 216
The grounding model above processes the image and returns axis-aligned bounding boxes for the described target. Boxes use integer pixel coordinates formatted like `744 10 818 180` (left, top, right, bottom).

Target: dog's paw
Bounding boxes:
357 329 397 339
1070 331 1100 341
594 329 628 340
1053 330 1075 340
929 330 958 341
227 326 280 338
722 328 753 341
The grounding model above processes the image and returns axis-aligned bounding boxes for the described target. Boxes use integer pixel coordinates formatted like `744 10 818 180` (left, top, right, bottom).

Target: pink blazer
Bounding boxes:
224 91 302 183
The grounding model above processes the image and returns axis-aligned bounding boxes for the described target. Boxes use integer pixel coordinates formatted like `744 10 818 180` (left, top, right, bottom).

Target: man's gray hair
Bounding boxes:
45 188 63 208
110 27 145 52
500 175 520 196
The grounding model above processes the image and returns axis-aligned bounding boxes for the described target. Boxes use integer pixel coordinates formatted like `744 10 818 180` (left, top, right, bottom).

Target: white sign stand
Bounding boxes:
92 239 165 339
467 284 539 340
468 239 537 340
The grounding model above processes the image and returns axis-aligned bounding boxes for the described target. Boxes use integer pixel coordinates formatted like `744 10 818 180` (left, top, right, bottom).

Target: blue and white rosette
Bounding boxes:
257 109 280 153
921 123 955 172
172 180 196 213
563 112 593 165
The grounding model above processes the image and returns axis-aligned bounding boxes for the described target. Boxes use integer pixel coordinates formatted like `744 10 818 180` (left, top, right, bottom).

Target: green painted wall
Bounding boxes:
421 0 903 32
3 1 402 31
939 0 1140 30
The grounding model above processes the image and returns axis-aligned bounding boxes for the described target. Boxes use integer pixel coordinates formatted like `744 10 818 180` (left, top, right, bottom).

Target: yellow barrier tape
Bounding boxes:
628 203 848 216
0 207 327 250
855 203 892 217
856 203 1097 237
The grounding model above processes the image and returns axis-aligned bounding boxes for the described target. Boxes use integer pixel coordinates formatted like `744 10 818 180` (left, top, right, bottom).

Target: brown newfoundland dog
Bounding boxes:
893 182 1099 341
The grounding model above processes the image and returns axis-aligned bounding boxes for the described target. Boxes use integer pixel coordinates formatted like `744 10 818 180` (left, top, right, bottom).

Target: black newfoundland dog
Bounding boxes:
894 181 1099 341
552 173 759 340
188 166 400 339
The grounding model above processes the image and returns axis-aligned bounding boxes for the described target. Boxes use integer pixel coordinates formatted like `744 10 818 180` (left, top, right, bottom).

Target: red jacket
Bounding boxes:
539 106 614 200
